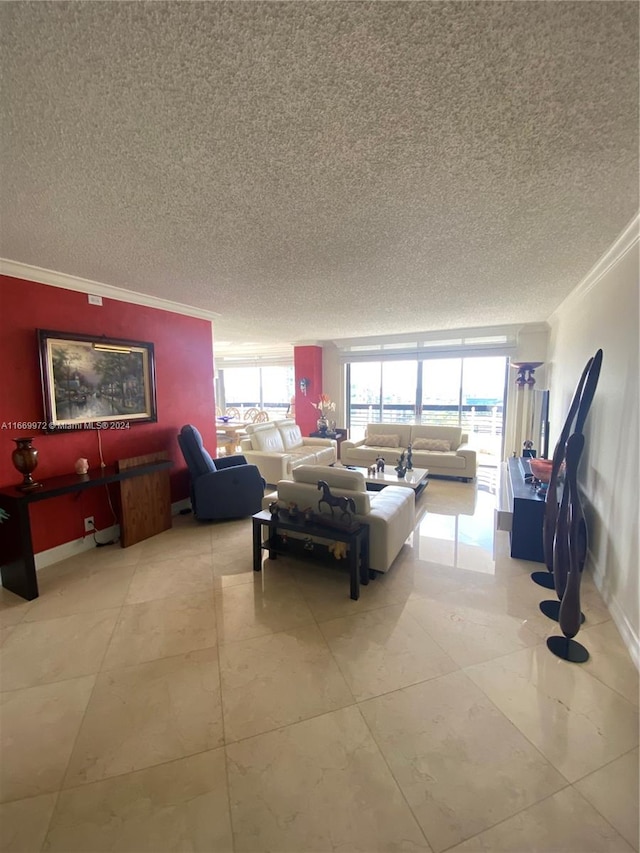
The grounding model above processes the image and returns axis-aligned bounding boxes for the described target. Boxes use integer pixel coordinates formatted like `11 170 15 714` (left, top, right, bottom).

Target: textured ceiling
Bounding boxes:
1 2 638 350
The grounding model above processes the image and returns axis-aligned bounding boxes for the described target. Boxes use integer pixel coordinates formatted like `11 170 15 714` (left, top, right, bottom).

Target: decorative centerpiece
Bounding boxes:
395 451 407 479
313 394 336 434
11 437 42 491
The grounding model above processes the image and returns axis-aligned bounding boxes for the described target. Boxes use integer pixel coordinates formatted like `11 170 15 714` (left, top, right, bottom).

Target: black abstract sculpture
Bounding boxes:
547 433 590 662
531 349 603 592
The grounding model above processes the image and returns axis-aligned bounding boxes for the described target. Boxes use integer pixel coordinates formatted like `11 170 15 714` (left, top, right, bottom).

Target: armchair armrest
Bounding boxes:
341 439 365 451
193 464 265 519
214 454 248 469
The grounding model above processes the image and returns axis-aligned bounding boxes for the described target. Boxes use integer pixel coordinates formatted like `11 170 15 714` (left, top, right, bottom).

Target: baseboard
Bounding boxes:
588 552 640 671
172 498 192 515
34 498 192 571
35 524 121 570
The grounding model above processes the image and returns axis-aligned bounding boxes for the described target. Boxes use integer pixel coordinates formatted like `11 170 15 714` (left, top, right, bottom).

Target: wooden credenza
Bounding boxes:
0 454 172 600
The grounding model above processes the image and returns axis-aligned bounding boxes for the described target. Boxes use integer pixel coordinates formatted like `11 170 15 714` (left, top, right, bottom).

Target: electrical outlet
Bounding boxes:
84 516 95 533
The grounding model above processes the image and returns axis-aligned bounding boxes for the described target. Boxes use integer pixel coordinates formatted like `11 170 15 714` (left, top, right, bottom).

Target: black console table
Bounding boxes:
252 509 369 600
500 457 545 563
0 459 172 600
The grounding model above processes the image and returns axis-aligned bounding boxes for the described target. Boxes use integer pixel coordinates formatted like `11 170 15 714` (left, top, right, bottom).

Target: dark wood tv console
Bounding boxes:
497 457 545 563
0 455 172 600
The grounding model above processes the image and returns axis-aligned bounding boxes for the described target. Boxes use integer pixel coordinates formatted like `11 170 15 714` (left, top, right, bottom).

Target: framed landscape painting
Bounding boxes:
38 329 157 430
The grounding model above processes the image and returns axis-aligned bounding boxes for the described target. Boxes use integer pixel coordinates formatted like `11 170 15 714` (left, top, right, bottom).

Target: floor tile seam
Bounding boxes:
352 667 476 706
436 782 576 853
312 602 461 694
55 601 126 794
221 698 360 748
124 574 217 607
132 549 214 572
353 701 434 851
420 666 576 785
458 654 578 775
0 603 33 628
215 631 236 853
566 782 640 850
307 592 418 624
571 743 640 787
313 598 428 632
53 746 227 796
98 641 220 674
451 635 551 670
0 786 61 812
8 602 124 629
215 615 319 648
216 620 358 706
36 788 61 853
570 759 640 849
0 666 106 696
574 664 640 709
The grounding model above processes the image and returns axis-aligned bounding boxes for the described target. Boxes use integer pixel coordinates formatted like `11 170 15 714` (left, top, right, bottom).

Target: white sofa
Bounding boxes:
262 465 415 573
239 419 337 485
341 423 477 481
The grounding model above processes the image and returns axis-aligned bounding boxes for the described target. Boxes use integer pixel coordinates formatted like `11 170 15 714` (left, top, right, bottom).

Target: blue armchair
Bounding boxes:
177 424 266 520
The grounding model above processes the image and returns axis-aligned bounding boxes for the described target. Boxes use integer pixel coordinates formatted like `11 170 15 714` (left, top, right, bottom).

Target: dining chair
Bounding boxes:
244 408 260 422
224 407 241 419
215 432 236 456
254 410 270 423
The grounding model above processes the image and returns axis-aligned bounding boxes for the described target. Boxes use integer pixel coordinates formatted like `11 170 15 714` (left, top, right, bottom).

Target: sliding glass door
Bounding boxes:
347 355 507 466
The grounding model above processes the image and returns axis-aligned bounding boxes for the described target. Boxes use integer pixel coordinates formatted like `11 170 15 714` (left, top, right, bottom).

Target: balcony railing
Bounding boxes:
348 403 504 463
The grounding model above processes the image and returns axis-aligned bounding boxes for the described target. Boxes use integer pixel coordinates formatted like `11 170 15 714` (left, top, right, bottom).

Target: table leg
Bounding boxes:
349 534 360 601
252 518 262 572
359 528 370 586
0 500 39 600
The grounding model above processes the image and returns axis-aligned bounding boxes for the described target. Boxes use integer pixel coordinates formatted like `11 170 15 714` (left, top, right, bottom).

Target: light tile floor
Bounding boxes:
0 475 637 852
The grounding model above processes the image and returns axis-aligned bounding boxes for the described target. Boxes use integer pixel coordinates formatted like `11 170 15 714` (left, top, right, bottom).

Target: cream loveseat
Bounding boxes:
239 419 337 485
263 465 415 573
341 423 477 481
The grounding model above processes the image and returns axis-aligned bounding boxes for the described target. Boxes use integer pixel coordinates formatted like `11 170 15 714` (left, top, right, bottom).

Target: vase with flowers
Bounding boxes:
313 394 336 434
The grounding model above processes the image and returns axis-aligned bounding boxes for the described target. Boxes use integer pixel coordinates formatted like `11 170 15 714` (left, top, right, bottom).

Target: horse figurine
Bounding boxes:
317 481 356 521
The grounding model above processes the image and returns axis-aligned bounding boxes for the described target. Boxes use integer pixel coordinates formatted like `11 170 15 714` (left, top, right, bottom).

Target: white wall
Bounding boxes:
546 219 639 665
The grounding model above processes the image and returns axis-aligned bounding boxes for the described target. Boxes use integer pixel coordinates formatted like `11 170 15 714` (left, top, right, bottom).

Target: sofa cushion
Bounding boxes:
312 445 337 466
366 433 400 448
410 424 462 449
412 450 464 469
277 420 304 451
412 438 451 452
250 424 285 453
293 464 366 493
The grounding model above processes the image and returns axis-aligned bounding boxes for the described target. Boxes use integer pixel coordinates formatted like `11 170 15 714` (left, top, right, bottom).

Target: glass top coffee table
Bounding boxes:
341 465 429 498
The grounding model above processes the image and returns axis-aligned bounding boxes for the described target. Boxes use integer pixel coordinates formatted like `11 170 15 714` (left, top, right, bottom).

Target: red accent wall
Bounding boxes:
293 346 323 436
0 275 216 553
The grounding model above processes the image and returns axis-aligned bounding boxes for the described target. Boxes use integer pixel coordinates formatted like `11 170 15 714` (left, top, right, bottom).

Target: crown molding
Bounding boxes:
550 213 640 318
0 258 220 322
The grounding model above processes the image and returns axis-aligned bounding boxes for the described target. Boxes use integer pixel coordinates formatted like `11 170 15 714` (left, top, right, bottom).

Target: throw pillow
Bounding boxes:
412 438 451 452
367 433 400 448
